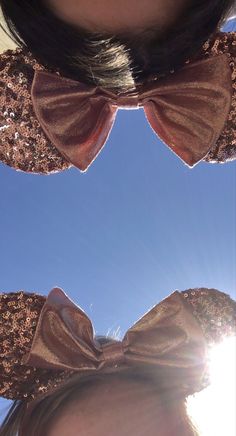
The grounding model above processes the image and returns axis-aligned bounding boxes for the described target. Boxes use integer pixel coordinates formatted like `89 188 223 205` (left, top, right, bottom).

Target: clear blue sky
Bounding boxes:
0 18 236 419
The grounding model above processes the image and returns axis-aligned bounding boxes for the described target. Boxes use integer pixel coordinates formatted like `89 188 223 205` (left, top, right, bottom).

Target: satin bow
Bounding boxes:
31 54 232 170
22 288 207 396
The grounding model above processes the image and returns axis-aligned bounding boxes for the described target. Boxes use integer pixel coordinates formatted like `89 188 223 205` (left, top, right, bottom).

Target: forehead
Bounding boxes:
47 377 171 436
47 0 187 33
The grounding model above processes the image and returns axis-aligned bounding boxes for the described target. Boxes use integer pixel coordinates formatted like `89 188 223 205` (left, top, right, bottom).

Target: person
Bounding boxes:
0 1 235 89
0 286 235 435
0 1 236 174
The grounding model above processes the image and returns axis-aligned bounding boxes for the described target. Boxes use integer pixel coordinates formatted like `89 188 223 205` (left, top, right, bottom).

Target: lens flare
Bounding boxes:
187 337 236 435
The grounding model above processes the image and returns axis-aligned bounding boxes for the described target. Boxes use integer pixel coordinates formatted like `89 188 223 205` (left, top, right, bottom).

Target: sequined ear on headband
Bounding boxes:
1 31 236 175
0 287 235 405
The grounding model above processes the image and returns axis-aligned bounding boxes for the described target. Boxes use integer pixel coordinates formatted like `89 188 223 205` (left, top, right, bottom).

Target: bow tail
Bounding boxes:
142 53 232 167
56 105 118 172
144 101 224 167
31 70 118 172
33 101 118 172
123 291 207 395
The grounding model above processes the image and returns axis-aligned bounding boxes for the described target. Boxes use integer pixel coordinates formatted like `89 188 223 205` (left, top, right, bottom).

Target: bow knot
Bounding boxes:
101 341 125 366
116 93 140 109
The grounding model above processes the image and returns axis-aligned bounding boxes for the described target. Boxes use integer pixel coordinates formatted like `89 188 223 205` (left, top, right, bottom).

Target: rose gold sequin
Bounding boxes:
0 49 71 174
182 288 236 344
197 32 236 163
1 33 236 173
182 288 236 391
0 291 73 400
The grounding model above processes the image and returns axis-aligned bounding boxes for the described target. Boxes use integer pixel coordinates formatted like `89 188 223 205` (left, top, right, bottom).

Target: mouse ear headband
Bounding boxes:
1 287 236 435
1 287 235 408
1 31 236 174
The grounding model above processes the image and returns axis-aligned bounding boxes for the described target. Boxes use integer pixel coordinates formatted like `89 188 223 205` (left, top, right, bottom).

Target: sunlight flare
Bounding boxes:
187 337 236 436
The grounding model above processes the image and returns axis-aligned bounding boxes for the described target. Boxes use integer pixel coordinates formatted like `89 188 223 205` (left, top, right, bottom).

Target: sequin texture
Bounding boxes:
182 288 236 391
182 288 236 344
0 49 71 173
199 32 236 163
0 291 73 400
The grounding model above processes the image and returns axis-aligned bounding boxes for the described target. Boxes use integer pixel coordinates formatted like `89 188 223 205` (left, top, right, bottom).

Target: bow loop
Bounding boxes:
123 291 206 370
31 72 118 171
141 54 232 166
22 288 103 371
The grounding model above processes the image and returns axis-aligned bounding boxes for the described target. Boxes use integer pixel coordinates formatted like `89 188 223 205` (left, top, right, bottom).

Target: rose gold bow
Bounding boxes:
31 54 232 170
22 288 207 396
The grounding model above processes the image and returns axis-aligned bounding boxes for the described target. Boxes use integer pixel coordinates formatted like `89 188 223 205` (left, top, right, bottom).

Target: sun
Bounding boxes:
187 336 236 436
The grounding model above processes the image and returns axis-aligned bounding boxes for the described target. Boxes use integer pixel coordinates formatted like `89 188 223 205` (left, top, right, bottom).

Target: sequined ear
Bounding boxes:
0 48 71 174
182 288 236 345
0 291 72 401
200 31 236 163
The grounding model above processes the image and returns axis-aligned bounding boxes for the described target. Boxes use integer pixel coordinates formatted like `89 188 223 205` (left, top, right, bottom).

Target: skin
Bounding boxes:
46 0 188 34
47 377 186 436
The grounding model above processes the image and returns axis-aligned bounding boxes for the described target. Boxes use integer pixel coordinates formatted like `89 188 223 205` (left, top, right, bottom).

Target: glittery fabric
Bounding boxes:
199 32 236 163
0 49 71 174
0 288 235 402
182 288 236 345
1 32 236 173
0 291 73 400
181 288 236 391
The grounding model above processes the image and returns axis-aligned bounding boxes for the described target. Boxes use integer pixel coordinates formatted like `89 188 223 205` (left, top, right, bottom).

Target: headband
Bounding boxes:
0 287 235 408
1 31 236 174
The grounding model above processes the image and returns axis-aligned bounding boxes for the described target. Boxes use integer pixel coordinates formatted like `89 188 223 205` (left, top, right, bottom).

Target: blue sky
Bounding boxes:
0 18 236 419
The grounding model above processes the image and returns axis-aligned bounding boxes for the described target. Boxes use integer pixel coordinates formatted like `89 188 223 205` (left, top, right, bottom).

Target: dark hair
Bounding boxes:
0 0 235 91
0 337 199 436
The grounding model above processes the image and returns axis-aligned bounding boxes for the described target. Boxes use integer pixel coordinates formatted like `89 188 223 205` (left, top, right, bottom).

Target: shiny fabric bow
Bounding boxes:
22 288 207 398
31 54 232 170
